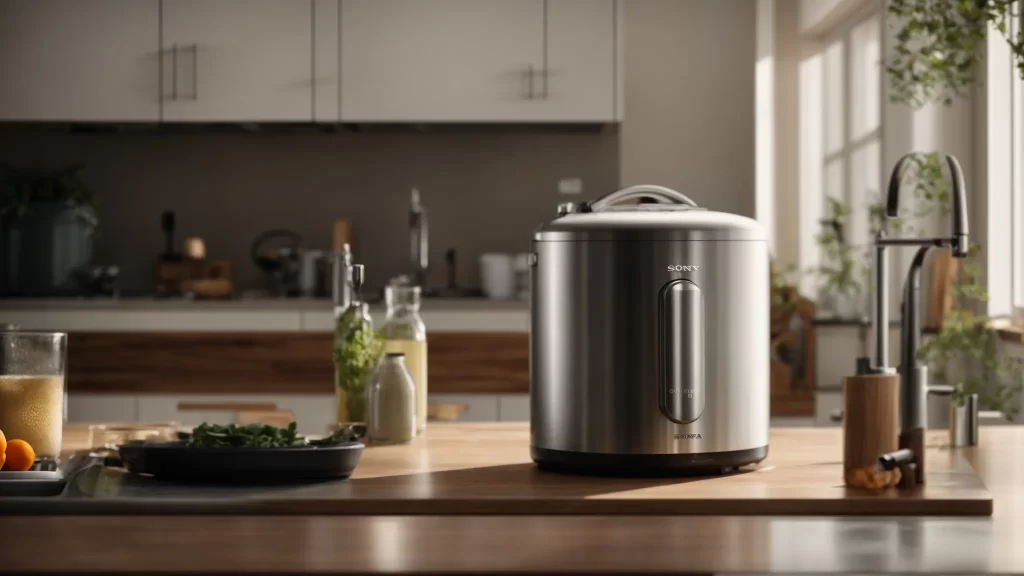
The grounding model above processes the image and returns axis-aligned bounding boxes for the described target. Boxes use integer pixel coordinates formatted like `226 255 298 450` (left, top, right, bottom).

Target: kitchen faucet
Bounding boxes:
409 188 430 291
868 151 969 485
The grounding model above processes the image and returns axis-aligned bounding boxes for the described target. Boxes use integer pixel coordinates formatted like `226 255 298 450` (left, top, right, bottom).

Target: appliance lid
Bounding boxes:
533 185 767 242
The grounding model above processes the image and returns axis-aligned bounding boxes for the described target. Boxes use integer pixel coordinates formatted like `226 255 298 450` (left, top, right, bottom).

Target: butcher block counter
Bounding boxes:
3 424 1024 574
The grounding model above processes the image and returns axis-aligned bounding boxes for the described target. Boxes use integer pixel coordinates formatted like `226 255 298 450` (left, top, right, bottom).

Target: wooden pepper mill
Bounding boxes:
843 373 903 489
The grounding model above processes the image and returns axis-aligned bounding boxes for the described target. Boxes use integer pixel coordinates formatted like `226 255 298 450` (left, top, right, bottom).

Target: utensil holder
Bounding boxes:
843 373 901 489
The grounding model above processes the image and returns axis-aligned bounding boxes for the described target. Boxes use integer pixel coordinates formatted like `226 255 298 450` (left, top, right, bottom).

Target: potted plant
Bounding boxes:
815 197 864 320
0 165 98 295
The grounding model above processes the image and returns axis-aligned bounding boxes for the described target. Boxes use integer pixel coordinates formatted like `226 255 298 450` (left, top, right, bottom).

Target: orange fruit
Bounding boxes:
0 429 6 455
0 452 5 469
3 439 35 472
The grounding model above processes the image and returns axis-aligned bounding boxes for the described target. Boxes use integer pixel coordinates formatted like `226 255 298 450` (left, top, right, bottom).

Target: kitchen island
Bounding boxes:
2 424 1023 573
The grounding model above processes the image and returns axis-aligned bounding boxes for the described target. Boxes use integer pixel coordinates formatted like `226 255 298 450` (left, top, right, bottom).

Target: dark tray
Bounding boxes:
0 471 66 497
118 441 364 483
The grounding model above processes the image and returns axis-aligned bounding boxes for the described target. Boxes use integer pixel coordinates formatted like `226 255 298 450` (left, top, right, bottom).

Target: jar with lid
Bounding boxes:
366 352 417 445
378 283 428 434
333 264 382 424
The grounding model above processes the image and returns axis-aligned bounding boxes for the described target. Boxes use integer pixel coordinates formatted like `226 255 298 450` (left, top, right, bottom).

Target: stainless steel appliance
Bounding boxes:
530 185 770 473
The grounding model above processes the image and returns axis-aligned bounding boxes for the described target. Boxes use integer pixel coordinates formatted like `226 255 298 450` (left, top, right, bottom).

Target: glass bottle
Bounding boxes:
333 264 382 424
366 352 416 445
379 283 428 434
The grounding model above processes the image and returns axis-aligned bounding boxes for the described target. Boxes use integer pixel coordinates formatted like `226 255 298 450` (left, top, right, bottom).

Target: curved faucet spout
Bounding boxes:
884 152 969 258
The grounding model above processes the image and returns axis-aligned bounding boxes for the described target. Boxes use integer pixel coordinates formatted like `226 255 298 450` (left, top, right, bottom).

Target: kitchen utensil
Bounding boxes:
0 331 67 465
530 184 769 474
332 220 351 253
332 243 354 312
118 441 364 483
251 229 302 297
410 188 430 291
160 211 180 262
480 253 516 300
843 373 901 489
298 249 325 298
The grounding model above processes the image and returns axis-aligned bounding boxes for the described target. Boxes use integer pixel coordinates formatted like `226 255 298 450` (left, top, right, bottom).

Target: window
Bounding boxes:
1012 14 1024 320
799 11 882 300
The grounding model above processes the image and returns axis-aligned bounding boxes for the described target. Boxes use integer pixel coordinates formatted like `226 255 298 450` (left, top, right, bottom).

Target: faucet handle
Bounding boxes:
350 264 365 291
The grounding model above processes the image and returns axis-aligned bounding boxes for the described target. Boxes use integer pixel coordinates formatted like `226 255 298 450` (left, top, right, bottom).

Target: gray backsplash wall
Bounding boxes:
0 127 619 292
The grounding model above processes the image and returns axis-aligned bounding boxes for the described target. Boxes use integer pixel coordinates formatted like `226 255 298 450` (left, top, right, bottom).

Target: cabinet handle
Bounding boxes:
541 68 549 99
525 65 535 100
171 44 178 100
190 43 199 100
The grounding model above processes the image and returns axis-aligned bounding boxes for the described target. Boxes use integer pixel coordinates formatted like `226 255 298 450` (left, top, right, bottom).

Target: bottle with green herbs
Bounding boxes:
333 263 383 424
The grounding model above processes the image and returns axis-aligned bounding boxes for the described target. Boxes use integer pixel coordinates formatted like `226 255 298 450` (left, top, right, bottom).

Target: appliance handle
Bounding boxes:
588 185 699 211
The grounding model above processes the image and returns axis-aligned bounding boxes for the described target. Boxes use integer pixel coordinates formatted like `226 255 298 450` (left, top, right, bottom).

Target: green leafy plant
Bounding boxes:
333 308 384 423
190 422 304 448
0 165 94 219
816 197 864 316
887 1 1024 418
188 422 360 448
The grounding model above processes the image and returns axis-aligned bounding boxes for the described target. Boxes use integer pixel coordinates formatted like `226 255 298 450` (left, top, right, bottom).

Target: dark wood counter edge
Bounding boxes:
2 428 1021 574
0 495 992 517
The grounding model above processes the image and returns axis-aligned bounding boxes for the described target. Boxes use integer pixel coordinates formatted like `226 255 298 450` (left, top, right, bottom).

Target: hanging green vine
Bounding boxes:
887 0 1023 107
885 2 1024 416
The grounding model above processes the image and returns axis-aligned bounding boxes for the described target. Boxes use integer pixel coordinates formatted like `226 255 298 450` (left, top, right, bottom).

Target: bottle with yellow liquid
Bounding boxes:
379 284 427 434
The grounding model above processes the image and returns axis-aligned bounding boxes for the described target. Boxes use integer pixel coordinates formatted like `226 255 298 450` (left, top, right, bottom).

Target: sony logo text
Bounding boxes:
667 265 700 272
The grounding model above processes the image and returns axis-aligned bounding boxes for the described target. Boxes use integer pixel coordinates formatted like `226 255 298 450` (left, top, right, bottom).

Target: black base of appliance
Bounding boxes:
532 445 768 477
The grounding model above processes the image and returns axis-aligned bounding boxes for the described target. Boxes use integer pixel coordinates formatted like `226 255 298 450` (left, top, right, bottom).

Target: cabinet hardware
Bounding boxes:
190 43 199 100
171 44 178 100
541 68 549 99
526 65 535 100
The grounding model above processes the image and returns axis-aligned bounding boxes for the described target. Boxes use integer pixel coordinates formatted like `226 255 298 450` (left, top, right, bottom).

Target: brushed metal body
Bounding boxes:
530 236 770 456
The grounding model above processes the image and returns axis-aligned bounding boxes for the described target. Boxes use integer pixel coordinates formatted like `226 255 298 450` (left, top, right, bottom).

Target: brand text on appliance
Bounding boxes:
667 265 700 272
674 433 702 440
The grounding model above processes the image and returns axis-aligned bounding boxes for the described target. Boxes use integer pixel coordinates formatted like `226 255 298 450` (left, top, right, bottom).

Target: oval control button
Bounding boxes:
658 279 705 424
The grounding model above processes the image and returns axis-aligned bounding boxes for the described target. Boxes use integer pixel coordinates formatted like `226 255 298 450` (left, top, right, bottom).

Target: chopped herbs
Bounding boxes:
186 422 360 448
189 422 305 448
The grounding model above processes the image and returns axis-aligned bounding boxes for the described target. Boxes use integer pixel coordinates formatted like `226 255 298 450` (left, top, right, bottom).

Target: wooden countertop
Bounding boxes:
4 425 1023 574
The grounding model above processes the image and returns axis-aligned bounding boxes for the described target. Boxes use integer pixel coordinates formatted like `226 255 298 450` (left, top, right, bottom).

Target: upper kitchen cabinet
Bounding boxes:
0 0 161 121
160 0 313 122
536 0 620 122
340 0 545 122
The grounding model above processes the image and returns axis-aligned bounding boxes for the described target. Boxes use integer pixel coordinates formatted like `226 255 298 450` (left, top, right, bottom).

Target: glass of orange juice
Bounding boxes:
0 330 67 465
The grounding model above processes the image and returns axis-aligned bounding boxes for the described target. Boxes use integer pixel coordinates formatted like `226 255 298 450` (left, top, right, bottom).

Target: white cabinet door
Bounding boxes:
0 0 160 121
497 394 530 422
428 394 499 422
340 0 544 122
138 394 335 435
536 0 618 122
67 394 139 423
161 0 313 121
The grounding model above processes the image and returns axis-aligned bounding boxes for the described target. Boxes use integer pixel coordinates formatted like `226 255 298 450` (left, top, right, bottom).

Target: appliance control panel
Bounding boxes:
658 279 705 424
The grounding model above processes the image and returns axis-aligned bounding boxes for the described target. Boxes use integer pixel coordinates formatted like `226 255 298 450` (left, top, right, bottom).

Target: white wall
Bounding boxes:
619 0 757 217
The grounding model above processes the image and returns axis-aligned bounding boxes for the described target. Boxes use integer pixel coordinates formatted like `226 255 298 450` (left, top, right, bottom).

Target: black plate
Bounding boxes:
118 440 364 483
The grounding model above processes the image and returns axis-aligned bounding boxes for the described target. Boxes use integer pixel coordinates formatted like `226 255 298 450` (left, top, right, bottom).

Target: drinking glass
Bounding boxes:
0 331 67 465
